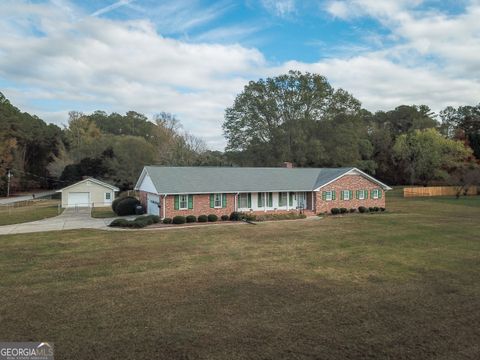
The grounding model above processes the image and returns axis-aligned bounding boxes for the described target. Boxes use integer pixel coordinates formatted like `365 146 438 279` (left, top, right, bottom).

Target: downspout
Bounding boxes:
163 194 167 219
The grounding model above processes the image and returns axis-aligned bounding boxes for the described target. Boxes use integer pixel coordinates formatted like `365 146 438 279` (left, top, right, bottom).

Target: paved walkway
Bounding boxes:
0 208 113 235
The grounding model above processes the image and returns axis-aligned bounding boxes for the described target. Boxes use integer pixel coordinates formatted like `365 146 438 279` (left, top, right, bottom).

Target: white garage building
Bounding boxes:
57 178 119 208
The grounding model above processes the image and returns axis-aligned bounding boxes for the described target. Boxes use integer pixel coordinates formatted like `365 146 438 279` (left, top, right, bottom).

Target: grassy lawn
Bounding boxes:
91 206 116 218
0 200 61 226
0 194 479 359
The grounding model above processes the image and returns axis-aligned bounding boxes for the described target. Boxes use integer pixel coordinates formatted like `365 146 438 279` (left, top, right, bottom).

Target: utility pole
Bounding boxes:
6 169 12 197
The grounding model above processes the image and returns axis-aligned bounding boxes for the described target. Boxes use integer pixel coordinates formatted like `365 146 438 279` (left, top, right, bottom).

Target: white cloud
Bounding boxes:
0 0 479 151
261 0 296 17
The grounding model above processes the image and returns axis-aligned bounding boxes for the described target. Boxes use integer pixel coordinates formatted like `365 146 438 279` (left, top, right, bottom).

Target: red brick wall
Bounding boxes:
139 191 148 208
164 193 236 218
315 174 385 214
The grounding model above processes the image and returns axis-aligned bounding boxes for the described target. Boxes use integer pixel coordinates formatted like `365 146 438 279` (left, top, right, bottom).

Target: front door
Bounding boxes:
147 193 160 216
296 192 306 209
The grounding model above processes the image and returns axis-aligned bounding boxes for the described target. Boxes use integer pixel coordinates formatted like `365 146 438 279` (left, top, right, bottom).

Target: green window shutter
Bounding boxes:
378 189 382 199
289 192 293 205
268 193 273 207
355 190 359 199
370 189 374 199
188 195 193 209
322 191 326 201
222 193 227 208
350 190 353 200
332 191 336 200
247 193 252 208
340 190 344 200
210 194 214 208
365 190 368 199
174 195 179 210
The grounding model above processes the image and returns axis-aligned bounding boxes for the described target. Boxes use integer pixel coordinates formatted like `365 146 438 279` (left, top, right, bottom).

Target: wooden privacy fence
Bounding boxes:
404 186 478 197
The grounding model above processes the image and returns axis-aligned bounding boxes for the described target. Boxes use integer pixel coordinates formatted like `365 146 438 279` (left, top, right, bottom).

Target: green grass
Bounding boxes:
91 206 116 218
0 200 61 225
0 194 479 359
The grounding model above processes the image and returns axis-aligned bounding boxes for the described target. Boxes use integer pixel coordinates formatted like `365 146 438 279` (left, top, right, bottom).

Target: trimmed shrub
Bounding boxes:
109 218 130 227
244 213 256 221
163 217 172 224
255 212 306 221
186 215 197 223
358 206 368 213
369 207 374 212
198 215 208 222
111 197 123 213
208 214 218 222
340 208 348 214
229 212 242 221
221 215 229 221
115 197 141 216
331 208 340 215
135 205 145 215
373 206 380 212
380 207 386 212
109 215 158 229
349 208 356 213
172 216 186 224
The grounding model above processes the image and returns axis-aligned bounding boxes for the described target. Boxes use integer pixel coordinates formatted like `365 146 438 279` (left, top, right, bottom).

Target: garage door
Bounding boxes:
147 193 160 216
67 192 90 207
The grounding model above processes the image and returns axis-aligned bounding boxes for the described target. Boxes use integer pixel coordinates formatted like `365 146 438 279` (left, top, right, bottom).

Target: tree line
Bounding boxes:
1 70 479 194
0 93 226 194
223 71 480 188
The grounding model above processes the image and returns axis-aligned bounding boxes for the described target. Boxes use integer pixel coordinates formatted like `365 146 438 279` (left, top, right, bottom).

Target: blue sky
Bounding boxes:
1 0 479 149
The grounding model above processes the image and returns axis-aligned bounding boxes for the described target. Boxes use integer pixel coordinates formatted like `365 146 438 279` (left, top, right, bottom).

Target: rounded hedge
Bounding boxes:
109 218 130 227
111 197 123 213
229 212 241 221
186 215 197 223
163 218 172 224
331 208 340 215
373 206 379 212
380 207 386 212
198 214 208 222
358 206 368 213
340 208 348 214
369 207 374 212
172 216 186 224
349 208 356 213
221 215 229 221
208 214 218 222
115 197 141 216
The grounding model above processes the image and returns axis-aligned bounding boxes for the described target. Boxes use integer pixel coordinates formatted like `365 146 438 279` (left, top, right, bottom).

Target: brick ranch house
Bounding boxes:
134 166 391 219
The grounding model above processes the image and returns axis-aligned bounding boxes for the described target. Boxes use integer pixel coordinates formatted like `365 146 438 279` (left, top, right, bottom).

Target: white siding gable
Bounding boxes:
138 173 158 194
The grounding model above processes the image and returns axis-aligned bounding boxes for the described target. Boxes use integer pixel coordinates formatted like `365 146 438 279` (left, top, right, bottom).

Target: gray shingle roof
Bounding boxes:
139 166 363 194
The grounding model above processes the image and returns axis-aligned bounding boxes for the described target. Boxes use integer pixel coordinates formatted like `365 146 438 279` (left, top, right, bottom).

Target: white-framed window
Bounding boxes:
105 192 111 200
358 190 365 200
372 189 380 199
342 190 350 200
239 193 248 208
179 194 188 210
257 193 265 207
279 192 287 207
325 191 333 201
214 193 222 208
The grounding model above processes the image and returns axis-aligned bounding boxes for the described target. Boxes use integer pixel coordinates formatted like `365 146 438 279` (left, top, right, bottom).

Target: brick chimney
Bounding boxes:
282 162 293 168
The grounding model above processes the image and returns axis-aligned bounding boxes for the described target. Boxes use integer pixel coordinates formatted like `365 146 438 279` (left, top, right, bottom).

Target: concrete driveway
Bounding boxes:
0 208 113 235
